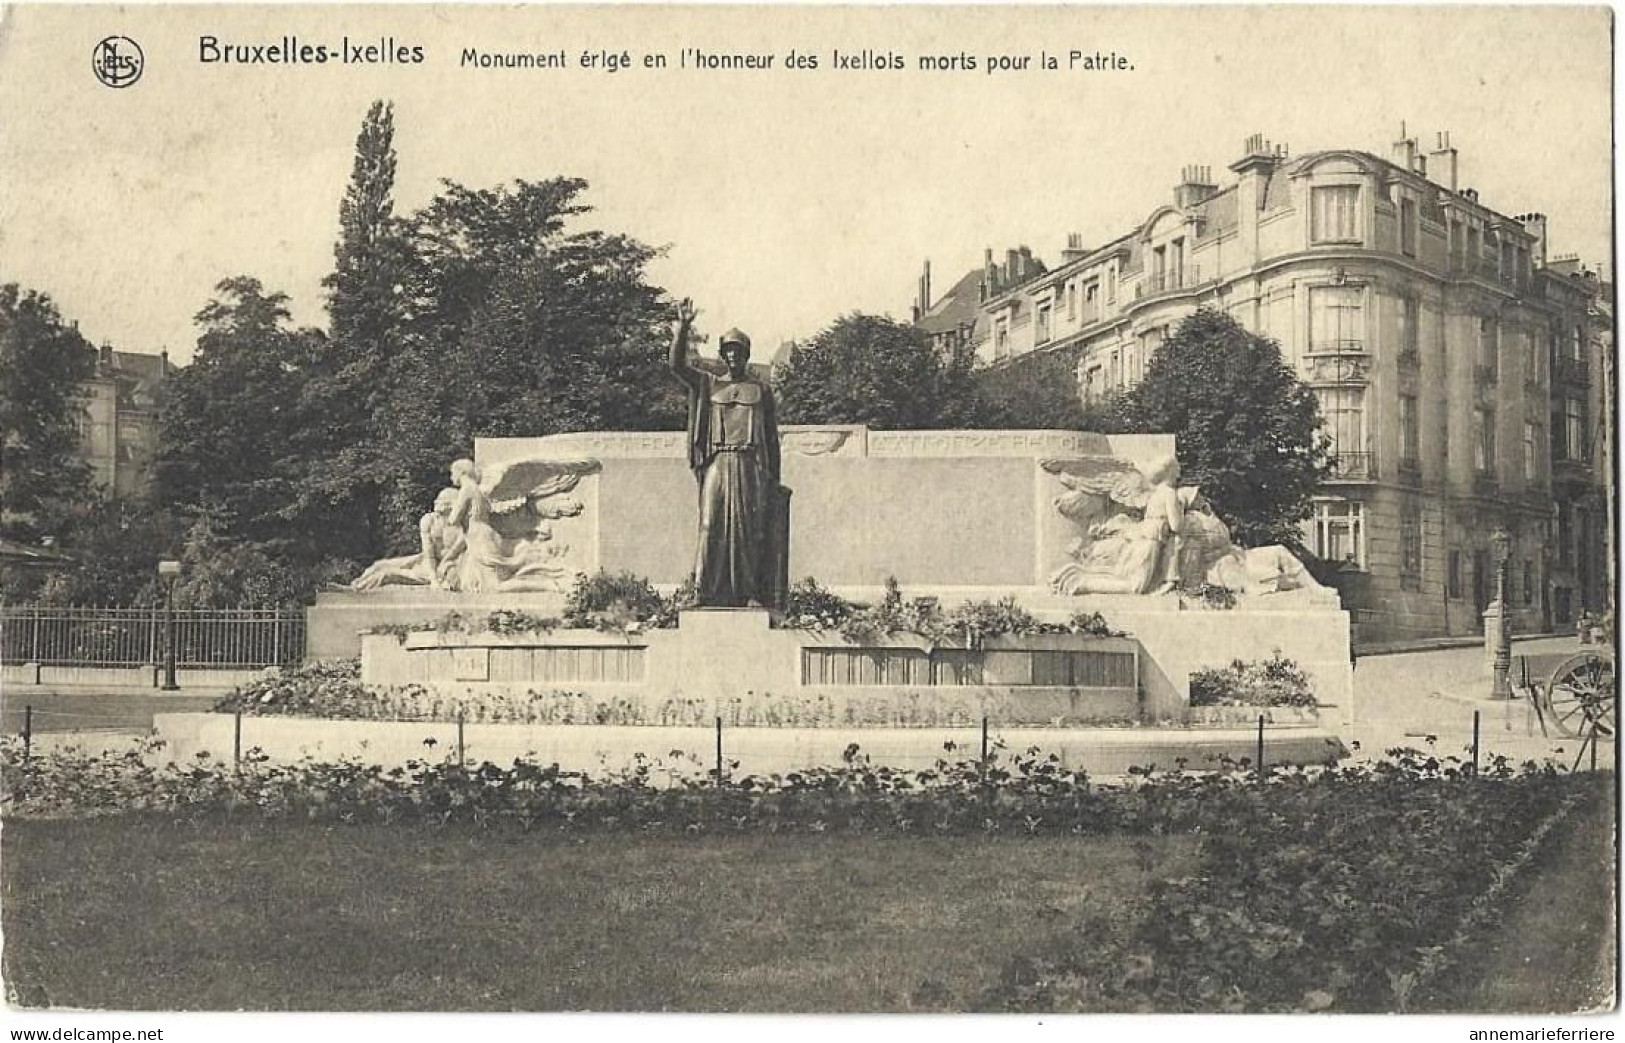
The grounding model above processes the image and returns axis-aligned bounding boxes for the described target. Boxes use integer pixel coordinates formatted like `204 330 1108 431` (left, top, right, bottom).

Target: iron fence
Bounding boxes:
0 605 305 668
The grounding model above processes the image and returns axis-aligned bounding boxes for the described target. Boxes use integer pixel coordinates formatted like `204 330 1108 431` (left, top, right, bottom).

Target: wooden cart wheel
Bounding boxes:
1541 651 1617 739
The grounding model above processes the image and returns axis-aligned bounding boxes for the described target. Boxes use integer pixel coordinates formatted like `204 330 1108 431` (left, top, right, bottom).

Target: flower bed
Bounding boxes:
1 730 1597 1014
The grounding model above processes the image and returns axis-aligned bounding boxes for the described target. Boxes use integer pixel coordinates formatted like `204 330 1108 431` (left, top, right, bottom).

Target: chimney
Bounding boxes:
914 259 932 321
1005 248 1020 287
1391 121 1418 172
1018 245 1035 281
99 341 113 367
1174 164 1218 209
1518 213 1548 267
1061 233 1088 264
1429 130 1459 192
981 247 996 298
1462 188 1479 204
160 347 170 376
1229 134 1282 209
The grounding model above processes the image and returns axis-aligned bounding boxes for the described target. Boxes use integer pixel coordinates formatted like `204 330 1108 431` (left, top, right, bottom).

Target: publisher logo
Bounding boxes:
92 36 144 88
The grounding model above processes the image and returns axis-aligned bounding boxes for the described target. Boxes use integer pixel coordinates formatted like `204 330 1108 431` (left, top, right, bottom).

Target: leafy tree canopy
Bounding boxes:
776 313 981 429
0 284 97 541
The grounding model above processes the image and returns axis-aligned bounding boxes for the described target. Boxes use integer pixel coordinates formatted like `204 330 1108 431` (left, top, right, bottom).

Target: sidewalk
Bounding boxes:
1344 634 1615 769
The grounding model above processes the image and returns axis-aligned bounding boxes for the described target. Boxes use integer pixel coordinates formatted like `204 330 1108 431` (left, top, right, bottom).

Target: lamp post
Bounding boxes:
1490 528 1512 700
157 559 181 691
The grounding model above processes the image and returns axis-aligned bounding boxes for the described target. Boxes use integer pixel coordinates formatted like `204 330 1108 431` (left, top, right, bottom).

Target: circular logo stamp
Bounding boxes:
92 36 144 89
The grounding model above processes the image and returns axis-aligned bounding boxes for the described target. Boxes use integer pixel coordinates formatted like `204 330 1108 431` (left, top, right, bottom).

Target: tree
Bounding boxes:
302 100 414 560
971 340 1128 432
776 313 982 429
0 285 97 541
371 178 684 544
1115 308 1332 546
158 277 367 561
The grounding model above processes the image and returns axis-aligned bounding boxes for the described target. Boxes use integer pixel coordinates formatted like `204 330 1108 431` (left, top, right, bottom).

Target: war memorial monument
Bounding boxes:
159 303 1350 775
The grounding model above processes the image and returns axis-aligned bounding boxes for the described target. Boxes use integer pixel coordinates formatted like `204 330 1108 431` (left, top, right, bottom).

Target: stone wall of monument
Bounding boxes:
476 426 1176 597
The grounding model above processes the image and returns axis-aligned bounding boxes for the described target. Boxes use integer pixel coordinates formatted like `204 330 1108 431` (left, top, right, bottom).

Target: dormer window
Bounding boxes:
1311 185 1361 243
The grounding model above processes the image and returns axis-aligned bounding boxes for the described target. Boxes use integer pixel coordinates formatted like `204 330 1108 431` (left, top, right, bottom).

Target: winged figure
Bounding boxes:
482 458 602 520
1043 455 1185 595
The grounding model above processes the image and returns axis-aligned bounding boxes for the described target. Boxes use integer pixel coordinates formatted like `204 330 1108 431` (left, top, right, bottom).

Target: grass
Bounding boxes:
1417 778 1618 1013
1 815 1194 1012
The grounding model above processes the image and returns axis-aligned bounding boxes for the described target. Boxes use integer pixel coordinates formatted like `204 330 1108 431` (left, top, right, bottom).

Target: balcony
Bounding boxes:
1328 452 1377 481
1135 265 1205 300
1305 338 1367 357
1554 355 1591 387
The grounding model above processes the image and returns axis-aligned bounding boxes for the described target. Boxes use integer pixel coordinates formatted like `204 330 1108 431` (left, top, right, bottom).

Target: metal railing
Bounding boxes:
1136 266 1203 298
0 605 305 668
1327 452 1376 480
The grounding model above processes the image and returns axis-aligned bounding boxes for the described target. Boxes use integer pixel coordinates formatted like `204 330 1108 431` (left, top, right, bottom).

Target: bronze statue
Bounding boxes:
669 298 783 608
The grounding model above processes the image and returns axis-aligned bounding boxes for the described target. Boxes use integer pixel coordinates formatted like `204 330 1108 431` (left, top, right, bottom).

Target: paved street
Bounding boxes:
1345 635 1617 771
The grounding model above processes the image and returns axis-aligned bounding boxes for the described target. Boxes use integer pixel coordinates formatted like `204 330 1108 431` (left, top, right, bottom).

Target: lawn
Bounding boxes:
1 816 1195 1011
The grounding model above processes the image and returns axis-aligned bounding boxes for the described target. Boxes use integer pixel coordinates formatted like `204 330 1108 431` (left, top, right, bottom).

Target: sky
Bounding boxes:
0 5 1613 365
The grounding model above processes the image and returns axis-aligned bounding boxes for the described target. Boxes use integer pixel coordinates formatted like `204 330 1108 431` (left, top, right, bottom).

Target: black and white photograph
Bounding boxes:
0 2 1616 1033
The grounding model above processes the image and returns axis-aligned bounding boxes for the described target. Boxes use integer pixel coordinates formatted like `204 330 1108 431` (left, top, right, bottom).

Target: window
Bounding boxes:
1036 303 1052 345
1440 409 1450 462
1311 185 1361 242
1565 398 1586 461
1467 226 1481 265
1399 394 1419 465
1316 387 1366 467
1067 284 1077 322
1399 296 1420 357
1448 550 1463 599
1081 281 1100 324
1170 238 1185 285
1478 317 1499 380
994 317 1010 360
1106 266 1116 304
1138 327 1164 376
1123 343 1140 388
1558 504 1574 568
1400 197 1417 256
1569 324 1584 362
1524 421 1539 481
1307 501 1366 568
1522 561 1535 606
1309 285 1365 352
1400 506 1423 579
1527 330 1543 385
1473 408 1496 474
1080 365 1101 403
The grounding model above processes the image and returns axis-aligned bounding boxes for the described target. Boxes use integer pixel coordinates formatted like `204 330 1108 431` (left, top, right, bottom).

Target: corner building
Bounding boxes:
926 130 1609 643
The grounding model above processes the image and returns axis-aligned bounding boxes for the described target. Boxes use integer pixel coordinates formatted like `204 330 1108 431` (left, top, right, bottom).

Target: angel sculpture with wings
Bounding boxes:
442 456 600 594
1045 454 1185 596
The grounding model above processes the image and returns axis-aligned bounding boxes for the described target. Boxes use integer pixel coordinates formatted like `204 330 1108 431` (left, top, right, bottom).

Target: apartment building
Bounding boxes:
915 130 1610 640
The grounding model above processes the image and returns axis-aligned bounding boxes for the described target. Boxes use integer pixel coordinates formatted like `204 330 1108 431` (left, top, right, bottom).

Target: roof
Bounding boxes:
93 349 172 410
916 267 985 335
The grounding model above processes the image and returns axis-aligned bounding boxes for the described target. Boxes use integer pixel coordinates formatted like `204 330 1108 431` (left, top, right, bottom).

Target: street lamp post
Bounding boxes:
1490 529 1512 700
158 559 181 691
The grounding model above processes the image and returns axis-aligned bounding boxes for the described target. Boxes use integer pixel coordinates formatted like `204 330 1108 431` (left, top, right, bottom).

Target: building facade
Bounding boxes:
74 345 171 500
919 130 1610 642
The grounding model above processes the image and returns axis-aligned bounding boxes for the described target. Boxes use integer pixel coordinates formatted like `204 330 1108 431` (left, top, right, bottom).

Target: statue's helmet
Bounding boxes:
719 328 752 355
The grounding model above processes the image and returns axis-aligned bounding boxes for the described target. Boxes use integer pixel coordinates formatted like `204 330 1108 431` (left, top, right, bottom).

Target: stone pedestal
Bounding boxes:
669 608 797 700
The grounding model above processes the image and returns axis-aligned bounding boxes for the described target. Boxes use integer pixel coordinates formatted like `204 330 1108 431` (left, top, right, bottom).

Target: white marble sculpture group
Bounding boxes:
1044 454 1330 599
350 457 600 594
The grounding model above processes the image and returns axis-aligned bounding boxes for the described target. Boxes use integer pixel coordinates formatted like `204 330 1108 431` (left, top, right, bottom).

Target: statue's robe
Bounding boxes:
675 367 781 607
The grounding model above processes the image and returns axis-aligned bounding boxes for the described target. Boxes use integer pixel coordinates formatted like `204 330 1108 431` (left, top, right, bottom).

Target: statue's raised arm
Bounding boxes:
669 297 702 391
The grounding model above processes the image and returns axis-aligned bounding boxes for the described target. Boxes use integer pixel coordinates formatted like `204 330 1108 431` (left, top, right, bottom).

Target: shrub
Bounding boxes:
1188 652 1315 708
213 659 379 717
782 577 856 630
